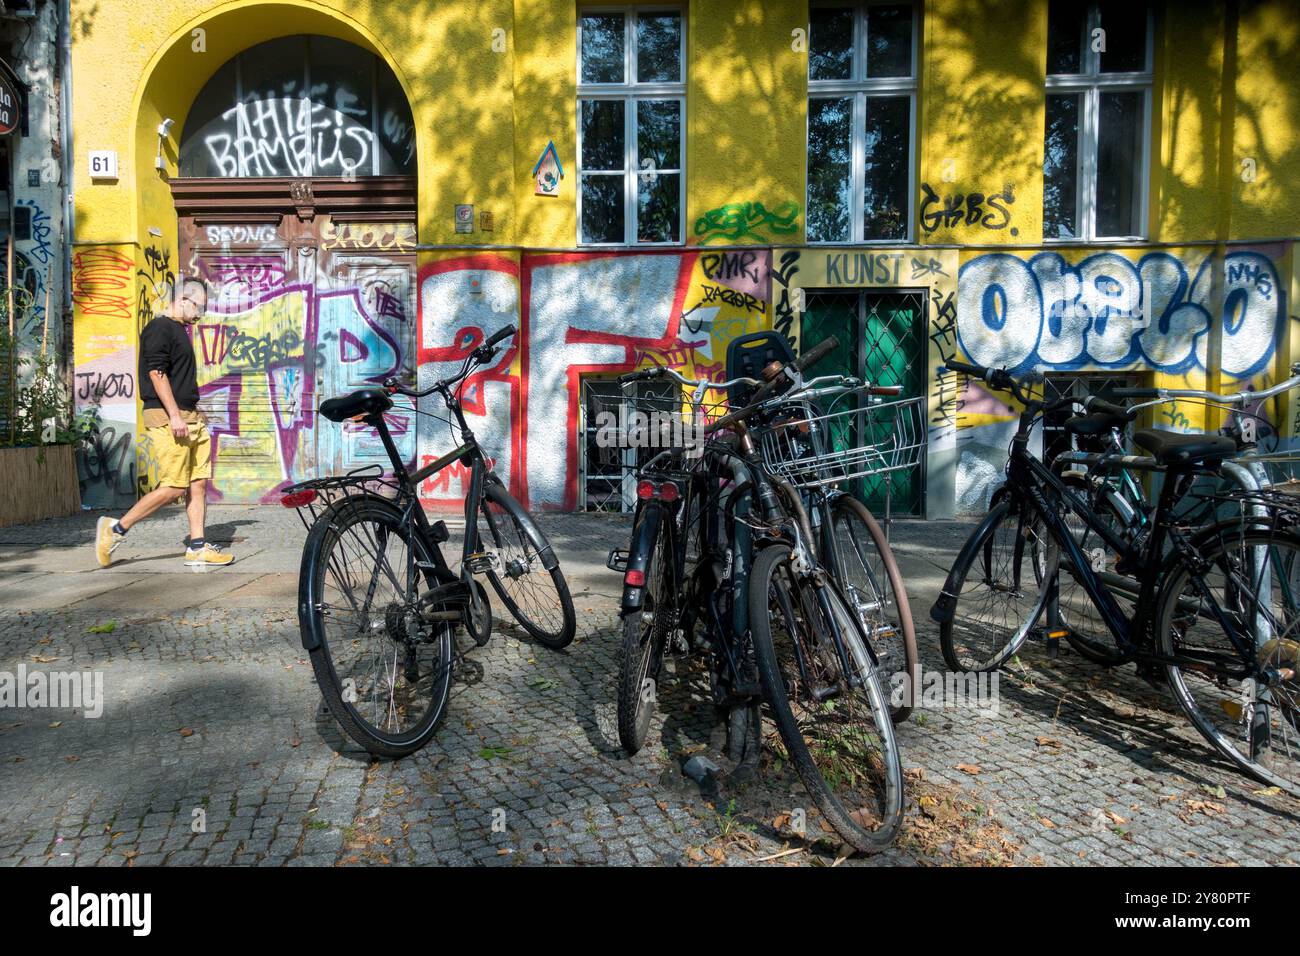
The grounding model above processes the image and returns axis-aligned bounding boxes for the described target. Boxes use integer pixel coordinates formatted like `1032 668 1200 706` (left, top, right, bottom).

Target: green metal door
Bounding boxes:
801 290 926 515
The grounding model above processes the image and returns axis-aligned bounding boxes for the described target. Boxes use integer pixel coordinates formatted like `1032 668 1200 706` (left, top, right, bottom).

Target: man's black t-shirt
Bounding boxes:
139 316 200 412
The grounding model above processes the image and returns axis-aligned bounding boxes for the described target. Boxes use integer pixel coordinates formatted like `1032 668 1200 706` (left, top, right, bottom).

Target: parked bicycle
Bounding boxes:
610 338 906 852
932 359 1300 796
283 325 576 757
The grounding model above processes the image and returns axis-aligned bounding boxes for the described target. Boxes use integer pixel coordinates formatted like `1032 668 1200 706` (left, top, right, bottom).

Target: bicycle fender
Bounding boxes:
621 504 665 615
929 500 1013 624
483 483 560 572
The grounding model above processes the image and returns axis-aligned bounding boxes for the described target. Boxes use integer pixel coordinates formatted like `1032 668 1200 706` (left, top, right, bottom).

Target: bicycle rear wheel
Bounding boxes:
827 495 918 722
477 483 576 648
1158 525 1300 796
749 543 904 853
299 497 454 758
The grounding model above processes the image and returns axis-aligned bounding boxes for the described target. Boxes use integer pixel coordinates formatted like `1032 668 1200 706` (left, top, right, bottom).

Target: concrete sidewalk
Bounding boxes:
0 503 963 616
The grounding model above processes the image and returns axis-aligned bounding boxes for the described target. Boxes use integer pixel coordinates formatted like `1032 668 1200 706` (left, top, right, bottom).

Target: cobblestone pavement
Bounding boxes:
0 505 1296 866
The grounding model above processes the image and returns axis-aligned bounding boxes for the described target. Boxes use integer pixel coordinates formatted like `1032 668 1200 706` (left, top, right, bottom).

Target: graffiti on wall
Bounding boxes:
694 201 799 244
951 246 1290 513
72 247 139 505
920 183 1017 236
957 250 1283 377
416 250 777 510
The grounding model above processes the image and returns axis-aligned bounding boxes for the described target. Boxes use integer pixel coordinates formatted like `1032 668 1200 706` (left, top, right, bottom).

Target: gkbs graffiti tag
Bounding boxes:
957 250 1284 378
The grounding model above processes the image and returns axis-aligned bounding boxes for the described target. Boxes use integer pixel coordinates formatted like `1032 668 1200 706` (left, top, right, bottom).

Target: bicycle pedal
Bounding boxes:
606 548 630 573
466 551 501 574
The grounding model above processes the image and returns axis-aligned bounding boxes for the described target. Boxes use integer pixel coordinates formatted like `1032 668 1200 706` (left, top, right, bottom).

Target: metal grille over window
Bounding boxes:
178 35 417 178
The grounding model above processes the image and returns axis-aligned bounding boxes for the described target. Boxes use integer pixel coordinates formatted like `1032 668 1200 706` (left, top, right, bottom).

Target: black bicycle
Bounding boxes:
932 359 1300 795
612 339 905 852
286 325 576 757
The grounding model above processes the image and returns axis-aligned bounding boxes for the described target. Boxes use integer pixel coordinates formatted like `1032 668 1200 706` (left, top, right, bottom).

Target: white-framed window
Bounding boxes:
806 2 917 244
1043 2 1154 241
577 6 685 245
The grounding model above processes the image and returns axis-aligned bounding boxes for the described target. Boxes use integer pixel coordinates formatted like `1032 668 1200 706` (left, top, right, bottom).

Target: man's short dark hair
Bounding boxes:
180 275 210 301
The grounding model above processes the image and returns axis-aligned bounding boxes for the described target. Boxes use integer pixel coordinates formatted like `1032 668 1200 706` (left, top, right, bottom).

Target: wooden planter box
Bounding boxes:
0 444 82 528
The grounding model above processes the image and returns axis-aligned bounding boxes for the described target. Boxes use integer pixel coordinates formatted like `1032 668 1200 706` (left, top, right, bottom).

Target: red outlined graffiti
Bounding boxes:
72 248 135 320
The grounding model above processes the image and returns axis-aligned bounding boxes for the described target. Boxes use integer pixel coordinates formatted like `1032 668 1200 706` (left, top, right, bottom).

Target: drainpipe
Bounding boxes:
57 0 71 343
1208 0 1241 428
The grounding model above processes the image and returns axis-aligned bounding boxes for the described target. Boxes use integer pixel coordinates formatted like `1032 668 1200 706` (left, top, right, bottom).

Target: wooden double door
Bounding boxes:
172 177 418 502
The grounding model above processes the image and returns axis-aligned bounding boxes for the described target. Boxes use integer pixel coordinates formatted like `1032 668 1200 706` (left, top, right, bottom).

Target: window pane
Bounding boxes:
376 61 417 175
1046 0 1086 74
581 13 625 83
810 7 854 80
866 5 912 78
1096 91 1144 236
180 57 238 176
807 97 852 242
582 176 624 242
863 95 909 240
1098 1 1148 72
1043 93 1080 239
581 99 625 170
637 100 680 171
308 36 375 177
638 172 680 242
637 12 681 82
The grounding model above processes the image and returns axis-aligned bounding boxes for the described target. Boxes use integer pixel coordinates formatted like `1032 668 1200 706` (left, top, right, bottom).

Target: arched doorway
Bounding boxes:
170 35 418 502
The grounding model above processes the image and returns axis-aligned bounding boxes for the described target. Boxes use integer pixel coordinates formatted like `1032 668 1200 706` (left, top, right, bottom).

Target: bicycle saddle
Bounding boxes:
1065 412 1128 437
319 387 394 423
1132 429 1235 467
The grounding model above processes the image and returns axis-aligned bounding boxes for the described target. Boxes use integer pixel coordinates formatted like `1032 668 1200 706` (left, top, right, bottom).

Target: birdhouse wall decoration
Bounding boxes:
533 140 563 197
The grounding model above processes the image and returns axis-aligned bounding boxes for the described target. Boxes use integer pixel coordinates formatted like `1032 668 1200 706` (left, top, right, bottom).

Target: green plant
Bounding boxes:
0 310 77 451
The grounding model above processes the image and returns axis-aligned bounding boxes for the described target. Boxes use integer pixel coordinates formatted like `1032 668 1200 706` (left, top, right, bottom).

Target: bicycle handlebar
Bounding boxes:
706 336 841 433
385 326 519 398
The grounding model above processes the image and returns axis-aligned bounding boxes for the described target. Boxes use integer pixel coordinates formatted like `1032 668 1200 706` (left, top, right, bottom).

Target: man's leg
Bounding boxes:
118 485 187 531
186 478 206 542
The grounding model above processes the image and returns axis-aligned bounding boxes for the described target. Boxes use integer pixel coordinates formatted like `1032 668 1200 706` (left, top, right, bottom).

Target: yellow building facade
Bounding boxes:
69 0 1300 516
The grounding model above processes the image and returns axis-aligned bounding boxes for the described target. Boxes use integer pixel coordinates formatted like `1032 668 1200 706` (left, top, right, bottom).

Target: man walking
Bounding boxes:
95 276 234 569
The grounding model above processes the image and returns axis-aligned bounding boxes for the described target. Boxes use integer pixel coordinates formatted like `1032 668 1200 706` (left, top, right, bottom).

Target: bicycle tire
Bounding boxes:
1157 525 1300 796
299 497 454 758
940 499 1050 673
478 483 577 649
749 543 904 853
617 516 675 754
1037 472 1131 667
828 496 919 722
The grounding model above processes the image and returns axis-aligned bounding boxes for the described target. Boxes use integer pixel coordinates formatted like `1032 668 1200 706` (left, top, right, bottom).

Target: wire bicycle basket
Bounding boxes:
758 394 926 491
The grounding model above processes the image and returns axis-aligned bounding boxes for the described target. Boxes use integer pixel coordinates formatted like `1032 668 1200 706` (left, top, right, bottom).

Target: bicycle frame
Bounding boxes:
1000 406 1266 678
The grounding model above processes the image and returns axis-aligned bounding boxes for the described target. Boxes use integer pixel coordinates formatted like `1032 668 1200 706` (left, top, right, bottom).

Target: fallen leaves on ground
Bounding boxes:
956 762 981 776
902 780 1025 866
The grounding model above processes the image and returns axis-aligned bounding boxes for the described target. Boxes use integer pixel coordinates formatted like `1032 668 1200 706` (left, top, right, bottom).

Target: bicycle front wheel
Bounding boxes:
617 513 675 754
749 543 904 853
299 497 454 758
1157 525 1300 796
827 496 918 722
477 483 576 649
940 499 1051 672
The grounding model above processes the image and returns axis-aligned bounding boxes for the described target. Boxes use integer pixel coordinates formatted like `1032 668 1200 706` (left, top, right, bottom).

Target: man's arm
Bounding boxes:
150 371 189 439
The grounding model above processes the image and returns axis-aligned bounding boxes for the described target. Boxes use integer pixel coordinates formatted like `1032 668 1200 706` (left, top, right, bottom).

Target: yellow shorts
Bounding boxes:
146 418 212 489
